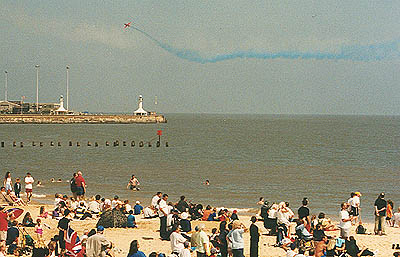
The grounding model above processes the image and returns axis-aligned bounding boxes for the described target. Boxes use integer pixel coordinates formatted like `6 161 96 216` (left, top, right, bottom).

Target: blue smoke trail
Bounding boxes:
133 27 400 63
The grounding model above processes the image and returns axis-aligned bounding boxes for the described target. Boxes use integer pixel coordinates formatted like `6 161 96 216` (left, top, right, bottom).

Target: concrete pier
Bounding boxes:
0 114 167 124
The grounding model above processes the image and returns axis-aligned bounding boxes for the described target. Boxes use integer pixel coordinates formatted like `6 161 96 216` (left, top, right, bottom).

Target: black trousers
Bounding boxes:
159 216 167 239
58 230 65 249
250 241 259 257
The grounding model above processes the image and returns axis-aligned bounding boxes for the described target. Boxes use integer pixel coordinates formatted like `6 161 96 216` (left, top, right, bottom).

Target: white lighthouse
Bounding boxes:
55 95 68 114
133 95 148 116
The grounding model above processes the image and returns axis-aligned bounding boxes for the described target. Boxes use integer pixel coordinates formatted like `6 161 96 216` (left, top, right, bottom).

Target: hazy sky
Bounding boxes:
1 1 399 115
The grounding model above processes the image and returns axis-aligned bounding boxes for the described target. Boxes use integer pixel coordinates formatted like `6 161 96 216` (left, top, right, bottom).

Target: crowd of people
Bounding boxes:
0 170 399 257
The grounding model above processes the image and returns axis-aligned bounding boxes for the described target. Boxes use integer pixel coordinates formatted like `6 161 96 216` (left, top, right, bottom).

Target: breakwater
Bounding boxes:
0 114 166 124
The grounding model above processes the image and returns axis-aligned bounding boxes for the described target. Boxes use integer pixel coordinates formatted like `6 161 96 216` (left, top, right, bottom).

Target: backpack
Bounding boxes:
356 224 367 234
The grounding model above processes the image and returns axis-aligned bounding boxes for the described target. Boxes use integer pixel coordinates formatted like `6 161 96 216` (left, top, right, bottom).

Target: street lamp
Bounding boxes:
4 71 7 102
35 65 40 112
66 65 69 110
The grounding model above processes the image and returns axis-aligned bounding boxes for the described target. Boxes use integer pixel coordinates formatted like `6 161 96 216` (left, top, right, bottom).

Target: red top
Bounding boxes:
75 175 86 187
0 211 8 231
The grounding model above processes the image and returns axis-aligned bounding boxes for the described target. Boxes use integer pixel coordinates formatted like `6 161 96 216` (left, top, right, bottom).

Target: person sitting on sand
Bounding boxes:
207 208 218 221
75 201 92 220
127 240 145 257
88 195 101 216
202 205 213 221
127 210 136 228
345 236 376 257
143 206 157 219
111 195 122 209
317 212 337 231
295 219 312 241
179 212 191 232
134 201 143 215
22 212 35 227
39 206 50 219
313 224 326 242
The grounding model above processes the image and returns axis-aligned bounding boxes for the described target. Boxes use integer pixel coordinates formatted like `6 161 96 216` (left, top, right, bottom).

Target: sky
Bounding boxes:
0 1 399 115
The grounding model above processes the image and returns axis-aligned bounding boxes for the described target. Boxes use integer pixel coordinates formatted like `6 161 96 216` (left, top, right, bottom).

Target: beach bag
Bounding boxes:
356 224 366 234
25 234 34 246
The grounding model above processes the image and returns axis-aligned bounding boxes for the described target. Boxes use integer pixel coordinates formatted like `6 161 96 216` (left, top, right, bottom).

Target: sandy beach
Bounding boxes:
7 202 398 257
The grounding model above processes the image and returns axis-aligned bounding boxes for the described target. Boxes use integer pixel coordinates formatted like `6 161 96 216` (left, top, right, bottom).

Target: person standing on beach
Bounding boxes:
75 171 86 201
3 172 12 193
57 209 71 251
298 198 311 232
69 173 78 199
193 224 210 257
250 216 259 257
151 192 162 208
339 202 353 238
158 194 169 240
14 178 21 199
348 192 361 225
24 172 34 203
227 220 248 257
374 192 387 235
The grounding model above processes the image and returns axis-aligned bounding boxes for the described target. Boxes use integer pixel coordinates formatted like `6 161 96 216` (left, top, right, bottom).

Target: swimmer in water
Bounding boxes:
57 179 62 183
50 178 55 183
37 181 43 187
204 179 210 186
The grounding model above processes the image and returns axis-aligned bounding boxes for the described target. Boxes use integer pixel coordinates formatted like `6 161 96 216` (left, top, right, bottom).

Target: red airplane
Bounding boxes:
124 22 132 28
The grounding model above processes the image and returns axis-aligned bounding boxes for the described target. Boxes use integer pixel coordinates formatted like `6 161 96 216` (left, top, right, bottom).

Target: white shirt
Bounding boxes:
125 204 132 213
170 231 186 253
348 196 360 208
286 250 297 257
25 176 34 189
143 207 155 218
393 213 400 227
339 210 351 229
88 201 101 213
179 249 191 257
158 199 168 217
151 195 160 208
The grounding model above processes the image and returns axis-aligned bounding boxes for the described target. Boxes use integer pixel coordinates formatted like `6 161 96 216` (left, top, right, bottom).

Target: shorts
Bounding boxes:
5 184 12 192
351 206 359 216
340 227 350 238
76 187 85 196
0 230 6 241
26 188 32 193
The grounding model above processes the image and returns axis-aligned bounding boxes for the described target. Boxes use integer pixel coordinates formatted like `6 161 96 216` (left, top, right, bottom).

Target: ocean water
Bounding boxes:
0 114 399 222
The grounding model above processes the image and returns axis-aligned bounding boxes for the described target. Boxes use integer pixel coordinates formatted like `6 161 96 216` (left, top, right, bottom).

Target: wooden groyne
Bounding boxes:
0 114 167 124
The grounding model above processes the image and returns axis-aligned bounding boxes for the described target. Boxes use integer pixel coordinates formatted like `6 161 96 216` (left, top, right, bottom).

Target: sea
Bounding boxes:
1 114 399 222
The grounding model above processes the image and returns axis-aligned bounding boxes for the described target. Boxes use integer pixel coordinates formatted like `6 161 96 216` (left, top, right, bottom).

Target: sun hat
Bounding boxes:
355 192 362 196
181 212 189 219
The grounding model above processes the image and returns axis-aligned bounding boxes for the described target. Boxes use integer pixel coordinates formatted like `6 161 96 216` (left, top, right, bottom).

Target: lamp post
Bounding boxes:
4 71 7 102
35 65 40 112
66 65 69 110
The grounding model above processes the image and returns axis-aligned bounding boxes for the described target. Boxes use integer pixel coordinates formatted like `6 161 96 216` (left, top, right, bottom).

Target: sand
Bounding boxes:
9 204 398 257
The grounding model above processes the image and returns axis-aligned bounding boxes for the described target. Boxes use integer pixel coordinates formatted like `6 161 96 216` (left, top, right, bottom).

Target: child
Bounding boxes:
14 178 22 198
39 206 49 219
35 218 43 241
127 210 136 228
179 241 191 257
